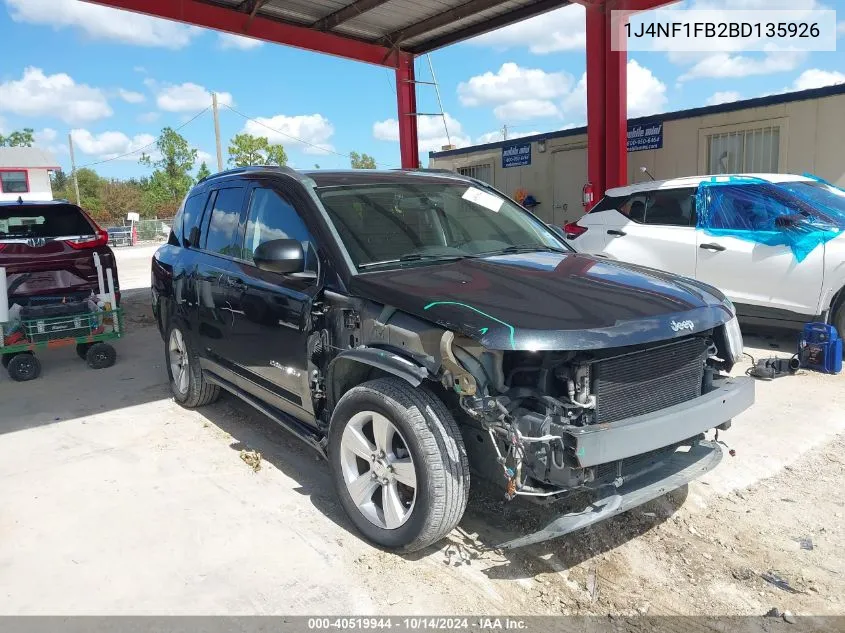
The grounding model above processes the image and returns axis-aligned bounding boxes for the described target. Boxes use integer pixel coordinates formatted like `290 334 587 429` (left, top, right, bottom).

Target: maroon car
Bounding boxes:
0 200 120 306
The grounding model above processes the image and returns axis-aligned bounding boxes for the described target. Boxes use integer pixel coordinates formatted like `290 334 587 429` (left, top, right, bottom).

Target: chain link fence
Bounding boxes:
135 218 173 242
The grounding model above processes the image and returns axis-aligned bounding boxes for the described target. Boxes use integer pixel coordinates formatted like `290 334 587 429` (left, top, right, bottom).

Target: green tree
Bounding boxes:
0 128 35 147
196 161 212 181
227 133 287 167
139 127 196 203
50 169 68 193
100 179 142 222
349 151 376 169
313 164 320 169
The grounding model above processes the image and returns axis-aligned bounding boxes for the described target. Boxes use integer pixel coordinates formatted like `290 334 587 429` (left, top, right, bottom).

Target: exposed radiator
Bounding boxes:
594 337 708 424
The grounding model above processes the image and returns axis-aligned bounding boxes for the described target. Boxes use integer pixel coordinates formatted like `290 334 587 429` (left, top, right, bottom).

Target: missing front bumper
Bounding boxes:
496 440 723 549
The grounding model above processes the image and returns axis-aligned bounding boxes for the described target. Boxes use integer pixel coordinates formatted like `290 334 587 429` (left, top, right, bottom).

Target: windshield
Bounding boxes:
0 204 95 241
315 181 569 270
776 181 845 226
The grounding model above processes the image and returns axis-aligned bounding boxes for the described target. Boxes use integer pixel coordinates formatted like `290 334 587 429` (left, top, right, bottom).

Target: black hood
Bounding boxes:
349 251 733 351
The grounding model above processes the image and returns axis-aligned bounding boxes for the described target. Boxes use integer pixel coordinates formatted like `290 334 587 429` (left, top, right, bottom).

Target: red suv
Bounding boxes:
1 200 120 307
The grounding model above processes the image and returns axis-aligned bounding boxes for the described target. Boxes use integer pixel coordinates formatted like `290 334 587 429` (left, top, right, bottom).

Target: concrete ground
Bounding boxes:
0 244 843 615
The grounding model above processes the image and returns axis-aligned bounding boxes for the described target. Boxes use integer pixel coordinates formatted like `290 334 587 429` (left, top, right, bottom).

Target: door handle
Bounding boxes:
699 243 726 252
607 229 627 237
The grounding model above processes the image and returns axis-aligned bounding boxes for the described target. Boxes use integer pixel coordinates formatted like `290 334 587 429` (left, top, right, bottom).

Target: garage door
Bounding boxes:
552 147 587 226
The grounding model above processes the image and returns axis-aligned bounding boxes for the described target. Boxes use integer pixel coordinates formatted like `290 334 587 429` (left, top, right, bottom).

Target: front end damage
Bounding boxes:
440 323 754 549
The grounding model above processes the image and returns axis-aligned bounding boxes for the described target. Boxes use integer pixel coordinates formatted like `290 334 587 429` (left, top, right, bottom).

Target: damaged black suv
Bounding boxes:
152 167 754 552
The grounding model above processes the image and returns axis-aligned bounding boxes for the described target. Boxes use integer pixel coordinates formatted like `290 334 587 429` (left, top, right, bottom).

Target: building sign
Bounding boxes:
627 122 663 152
502 142 532 168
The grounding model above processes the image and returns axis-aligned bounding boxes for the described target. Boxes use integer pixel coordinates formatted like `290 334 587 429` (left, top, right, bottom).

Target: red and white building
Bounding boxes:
0 147 60 202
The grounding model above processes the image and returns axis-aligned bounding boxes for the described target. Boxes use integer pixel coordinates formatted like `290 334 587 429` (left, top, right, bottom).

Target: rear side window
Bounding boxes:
171 192 209 247
590 188 697 226
644 188 697 226
0 204 94 240
203 187 246 257
0 171 28 194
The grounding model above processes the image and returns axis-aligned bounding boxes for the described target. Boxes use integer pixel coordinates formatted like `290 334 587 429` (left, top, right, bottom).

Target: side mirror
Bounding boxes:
253 239 305 274
774 214 803 230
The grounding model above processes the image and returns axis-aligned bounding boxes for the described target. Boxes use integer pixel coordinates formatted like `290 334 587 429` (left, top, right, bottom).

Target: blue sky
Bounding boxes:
1 0 844 179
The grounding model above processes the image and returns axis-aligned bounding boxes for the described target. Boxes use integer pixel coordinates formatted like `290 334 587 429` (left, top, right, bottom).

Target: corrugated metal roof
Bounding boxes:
0 147 60 169
203 0 570 53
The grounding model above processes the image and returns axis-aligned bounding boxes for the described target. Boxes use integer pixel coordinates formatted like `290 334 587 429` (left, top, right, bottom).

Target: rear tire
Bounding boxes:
86 342 116 369
329 377 469 553
165 322 220 408
7 353 41 382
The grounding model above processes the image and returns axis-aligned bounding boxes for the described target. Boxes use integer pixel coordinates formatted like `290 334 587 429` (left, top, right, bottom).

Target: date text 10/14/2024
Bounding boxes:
307 618 528 630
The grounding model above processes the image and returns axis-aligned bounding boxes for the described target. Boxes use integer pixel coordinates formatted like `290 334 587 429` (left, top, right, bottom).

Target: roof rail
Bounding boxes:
197 164 301 185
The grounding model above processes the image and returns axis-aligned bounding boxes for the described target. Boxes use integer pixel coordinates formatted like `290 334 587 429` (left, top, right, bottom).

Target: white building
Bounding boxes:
0 147 60 202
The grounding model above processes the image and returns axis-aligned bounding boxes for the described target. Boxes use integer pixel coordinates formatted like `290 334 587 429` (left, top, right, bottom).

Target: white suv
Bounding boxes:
564 174 845 334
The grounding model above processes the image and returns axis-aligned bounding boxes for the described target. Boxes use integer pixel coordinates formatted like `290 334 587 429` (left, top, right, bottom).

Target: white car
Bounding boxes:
564 173 845 334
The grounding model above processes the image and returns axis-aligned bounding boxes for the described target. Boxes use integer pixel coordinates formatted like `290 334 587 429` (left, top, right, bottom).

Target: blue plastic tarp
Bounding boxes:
696 176 845 262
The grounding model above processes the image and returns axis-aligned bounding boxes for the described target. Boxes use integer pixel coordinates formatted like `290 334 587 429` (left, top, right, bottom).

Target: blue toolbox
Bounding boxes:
798 322 842 374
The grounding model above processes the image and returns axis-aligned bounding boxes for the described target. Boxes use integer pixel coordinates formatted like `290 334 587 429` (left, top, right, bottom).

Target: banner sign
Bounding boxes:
502 142 532 168
627 122 663 152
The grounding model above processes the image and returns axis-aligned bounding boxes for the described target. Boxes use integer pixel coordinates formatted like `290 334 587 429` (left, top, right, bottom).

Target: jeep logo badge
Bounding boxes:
670 319 695 332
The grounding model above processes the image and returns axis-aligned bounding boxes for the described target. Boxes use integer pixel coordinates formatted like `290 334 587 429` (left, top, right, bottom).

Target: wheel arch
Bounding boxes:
327 348 430 412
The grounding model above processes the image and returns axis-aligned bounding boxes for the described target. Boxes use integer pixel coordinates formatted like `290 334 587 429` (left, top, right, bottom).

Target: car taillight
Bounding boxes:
66 228 109 249
563 222 588 239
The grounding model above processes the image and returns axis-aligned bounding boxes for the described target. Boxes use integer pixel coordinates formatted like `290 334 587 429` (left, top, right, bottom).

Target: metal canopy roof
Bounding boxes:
208 0 571 54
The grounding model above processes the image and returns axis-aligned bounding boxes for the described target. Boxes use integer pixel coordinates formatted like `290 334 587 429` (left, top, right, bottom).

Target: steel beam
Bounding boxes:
586 4 607 205
395 54 420 169
81 0 398 67
384 0 514 46
312 0 393 31
409 0 570 53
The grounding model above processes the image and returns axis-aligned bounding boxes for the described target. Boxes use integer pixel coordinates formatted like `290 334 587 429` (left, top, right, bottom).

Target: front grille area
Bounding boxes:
594 337 707 424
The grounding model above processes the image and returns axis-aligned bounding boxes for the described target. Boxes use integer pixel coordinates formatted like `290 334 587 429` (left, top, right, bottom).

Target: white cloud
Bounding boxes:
476 130 541 144
195 150 214 165
34 127 66 155
470 4 585 54
373 113 471 153
35 128 57 143
561 59 666 123
242 114 336 155
0 67 112 124
705 91 742 105
0 116 6 134
626 60 668 117
493 100 560 121
155 82 234 112
70 129 156 160
458 63 572 107
5 0 201 49
138 111 160 124
218 33 263 50
838 21 845 35
118 89 145 104
790 68 845 90
678 51 807 80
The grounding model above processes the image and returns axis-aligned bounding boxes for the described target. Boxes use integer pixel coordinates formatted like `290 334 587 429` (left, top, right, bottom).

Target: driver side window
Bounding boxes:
243 187 317 272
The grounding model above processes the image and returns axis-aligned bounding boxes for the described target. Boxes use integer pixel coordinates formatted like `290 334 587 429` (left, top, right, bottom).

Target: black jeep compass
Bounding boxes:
152 166 754 552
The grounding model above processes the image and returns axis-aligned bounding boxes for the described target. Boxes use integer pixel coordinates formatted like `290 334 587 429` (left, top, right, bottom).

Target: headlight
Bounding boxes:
723 315 744 363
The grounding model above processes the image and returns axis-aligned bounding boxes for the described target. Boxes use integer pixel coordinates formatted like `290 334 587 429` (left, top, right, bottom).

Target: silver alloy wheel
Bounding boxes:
168 328 189 395
339 410 417 530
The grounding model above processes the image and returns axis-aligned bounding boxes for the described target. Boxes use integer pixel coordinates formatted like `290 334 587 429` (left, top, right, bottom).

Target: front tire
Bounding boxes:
165 322 220 408
329 377 469 553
